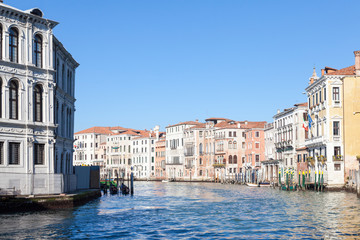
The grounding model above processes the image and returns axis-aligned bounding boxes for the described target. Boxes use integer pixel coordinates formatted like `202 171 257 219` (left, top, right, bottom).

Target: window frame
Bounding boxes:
9 80 18 120
9 27 19 63
8 142 20 165
33 34 43 68
34 143 45 165
34 85 43 122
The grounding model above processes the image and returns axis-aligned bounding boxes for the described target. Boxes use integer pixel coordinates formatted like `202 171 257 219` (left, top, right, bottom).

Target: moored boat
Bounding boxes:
246 183 258 187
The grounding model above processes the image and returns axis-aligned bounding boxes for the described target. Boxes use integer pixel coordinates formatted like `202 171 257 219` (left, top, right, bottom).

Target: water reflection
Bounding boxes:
0 182 360 239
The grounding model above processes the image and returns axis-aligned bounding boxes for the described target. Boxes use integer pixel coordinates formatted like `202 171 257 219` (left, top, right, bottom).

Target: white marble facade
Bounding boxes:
0 3 78 195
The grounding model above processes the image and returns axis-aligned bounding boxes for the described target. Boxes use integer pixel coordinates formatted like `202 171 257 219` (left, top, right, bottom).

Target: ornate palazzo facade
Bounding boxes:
0 3 78 195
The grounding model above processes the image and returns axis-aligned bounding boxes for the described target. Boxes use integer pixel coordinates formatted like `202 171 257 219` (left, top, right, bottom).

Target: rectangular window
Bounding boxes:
334 163 341 171
255 142 260 149
0 142 3 164
334 146 341 156
333 87 340 102
229 132 232 137
316 93 318 105
9 142 20 165
255 131 260 138
297 154 301 163
319 91 322 103
233 131 236 137
303 154 307 163
333 121 340 136
255 155 260 161
34 143 45 165
324 88 326 101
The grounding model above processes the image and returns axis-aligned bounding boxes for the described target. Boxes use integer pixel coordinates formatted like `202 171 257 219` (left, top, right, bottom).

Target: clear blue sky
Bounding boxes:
10 0 360 132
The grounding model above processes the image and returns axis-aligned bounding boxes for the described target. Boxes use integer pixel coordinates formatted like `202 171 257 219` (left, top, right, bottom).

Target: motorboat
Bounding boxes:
246 183 259 187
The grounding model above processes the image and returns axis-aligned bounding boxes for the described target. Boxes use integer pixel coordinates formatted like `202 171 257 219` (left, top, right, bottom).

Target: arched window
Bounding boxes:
9 80 18 119
229 155 233 164
33 34 42 67
34 85 42 122
233 155 238 164
233 141 237 149
228 141 232 149
9 27 18 63
199 143 203 155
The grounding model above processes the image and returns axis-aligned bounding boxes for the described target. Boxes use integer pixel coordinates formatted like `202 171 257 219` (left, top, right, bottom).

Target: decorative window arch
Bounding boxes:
9 27 18 63
228 141 232 149
33 34 42 67
233 155 238 164
229 155 233 164
34 84 42 122
9 80 18 119
233 141 237 149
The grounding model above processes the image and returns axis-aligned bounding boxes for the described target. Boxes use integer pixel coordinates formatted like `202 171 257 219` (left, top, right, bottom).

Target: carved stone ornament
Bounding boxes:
0 65 26 75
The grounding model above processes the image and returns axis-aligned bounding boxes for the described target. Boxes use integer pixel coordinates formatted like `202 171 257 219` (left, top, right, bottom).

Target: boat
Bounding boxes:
162 180 169 183
259 182 271 187
120 184 130 195
246 183 259 187
109 185 118 194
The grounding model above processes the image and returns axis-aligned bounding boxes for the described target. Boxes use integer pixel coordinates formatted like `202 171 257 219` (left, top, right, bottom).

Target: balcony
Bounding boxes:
333 155 343 161
255 161 260 167
305 136 325 148
213 163 225 168
185 163 193 169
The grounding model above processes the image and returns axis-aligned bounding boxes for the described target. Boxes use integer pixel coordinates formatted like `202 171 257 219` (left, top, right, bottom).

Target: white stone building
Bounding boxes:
132 126 163 180
0 3 78 195
165 121 201 180
73 127 112 167
273 103 308 182
106 129 138 180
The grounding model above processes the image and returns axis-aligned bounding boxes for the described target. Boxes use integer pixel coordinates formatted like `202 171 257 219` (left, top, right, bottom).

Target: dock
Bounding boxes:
0 189 101 214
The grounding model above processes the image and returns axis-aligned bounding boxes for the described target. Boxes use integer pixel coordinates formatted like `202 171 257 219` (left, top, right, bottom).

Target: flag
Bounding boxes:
302 123 308 131
308 114 313 129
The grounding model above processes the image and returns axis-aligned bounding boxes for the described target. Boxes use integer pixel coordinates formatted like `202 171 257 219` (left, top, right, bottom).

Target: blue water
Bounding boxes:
1 182 360 239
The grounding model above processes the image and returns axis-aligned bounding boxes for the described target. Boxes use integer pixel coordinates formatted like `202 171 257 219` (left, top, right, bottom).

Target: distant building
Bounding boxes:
0 2 78 195
131 127 164 180
165 121 201 180
155 139 166 180
273 103 308 183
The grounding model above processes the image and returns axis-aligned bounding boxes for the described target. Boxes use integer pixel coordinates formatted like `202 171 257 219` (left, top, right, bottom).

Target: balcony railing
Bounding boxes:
213 163 225 168
333 155 343 161
255 161 260 167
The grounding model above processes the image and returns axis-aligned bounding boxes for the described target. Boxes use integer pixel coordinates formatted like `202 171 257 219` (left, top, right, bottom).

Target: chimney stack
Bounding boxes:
321 69 325 76
354 50 360 75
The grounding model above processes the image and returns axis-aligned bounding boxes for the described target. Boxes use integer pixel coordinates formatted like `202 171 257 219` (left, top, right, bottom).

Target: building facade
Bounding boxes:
0 3 78 195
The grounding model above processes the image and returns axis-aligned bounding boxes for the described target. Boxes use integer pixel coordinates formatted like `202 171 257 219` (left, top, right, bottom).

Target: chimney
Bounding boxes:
321 69 325 76
354 50 360 75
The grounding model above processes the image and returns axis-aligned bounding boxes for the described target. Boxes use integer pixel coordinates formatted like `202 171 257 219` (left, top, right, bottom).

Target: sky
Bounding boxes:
9 0 360 132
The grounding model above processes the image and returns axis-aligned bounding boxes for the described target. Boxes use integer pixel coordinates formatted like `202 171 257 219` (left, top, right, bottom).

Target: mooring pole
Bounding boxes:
315 171 317 191
130 166 134 195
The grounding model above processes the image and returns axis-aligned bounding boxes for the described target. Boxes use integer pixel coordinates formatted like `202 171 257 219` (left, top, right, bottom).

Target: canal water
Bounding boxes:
1 182 360 239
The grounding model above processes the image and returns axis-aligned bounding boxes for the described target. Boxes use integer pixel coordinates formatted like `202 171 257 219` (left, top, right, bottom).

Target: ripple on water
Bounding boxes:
1 182 360 239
